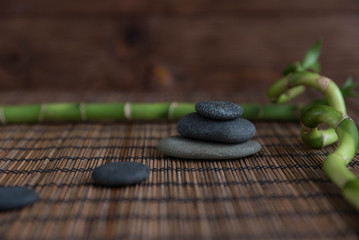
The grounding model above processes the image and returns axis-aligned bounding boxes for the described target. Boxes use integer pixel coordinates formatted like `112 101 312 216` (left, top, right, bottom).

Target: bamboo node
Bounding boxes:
124 102 132 120
317 76 330 93
0 106 6 125
337 151 350 164
335 114 350 130
168 102 178 120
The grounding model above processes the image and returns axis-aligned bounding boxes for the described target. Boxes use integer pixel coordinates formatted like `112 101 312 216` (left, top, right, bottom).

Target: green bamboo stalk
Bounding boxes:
301 105 359 210
268 72 346 112
267 72 345 148
241 103 300 121
0 73 354 125
0 102 305 124
275 86 305 104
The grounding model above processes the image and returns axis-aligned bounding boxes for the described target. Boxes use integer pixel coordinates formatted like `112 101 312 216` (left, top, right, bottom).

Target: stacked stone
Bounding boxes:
157 101 262 160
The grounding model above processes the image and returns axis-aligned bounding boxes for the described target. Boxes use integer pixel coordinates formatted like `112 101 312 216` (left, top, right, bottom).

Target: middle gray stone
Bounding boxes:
177 112 256 143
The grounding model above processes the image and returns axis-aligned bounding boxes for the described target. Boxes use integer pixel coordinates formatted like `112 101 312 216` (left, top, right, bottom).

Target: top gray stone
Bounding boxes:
195 101 243 120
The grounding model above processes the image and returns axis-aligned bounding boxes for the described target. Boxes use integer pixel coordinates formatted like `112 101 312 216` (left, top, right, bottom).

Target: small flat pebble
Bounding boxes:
195 101 243 120
0 186 38 210
92 162 150 186
157 136 262 160
177 112 256 143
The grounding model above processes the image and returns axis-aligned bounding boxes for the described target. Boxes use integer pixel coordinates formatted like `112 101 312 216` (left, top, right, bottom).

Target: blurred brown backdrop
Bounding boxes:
0 0 359 92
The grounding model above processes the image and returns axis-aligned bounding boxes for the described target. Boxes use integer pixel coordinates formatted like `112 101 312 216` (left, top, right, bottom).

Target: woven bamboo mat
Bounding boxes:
0 91 358 240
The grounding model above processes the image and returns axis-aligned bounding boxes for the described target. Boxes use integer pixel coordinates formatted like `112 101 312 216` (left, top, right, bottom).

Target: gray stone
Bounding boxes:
157 136 262 160
0 186 38 210
177 112 255 143
195 101 243 120
92 162 150 186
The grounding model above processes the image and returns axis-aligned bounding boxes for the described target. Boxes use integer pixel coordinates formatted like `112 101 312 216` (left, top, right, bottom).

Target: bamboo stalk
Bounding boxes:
267 72 345 148
301 105 359 210
275 86 305 104
268 72 346 113
0 102 305 124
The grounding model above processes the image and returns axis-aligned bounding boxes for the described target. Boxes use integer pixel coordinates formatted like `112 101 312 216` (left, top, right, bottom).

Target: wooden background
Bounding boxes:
0 0 359 92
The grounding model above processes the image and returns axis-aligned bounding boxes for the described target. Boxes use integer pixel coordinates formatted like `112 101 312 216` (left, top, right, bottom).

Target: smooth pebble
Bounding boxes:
92 162 150 186
177 112 256 143
195 101 243 120
157 136 262 160
0 186 38 210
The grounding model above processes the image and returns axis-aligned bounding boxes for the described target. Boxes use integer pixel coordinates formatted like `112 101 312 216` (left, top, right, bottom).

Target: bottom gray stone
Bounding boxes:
157 136 262 160
0 187 38 210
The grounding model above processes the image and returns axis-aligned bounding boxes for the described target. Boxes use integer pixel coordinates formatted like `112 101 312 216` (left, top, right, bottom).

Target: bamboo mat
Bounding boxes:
0 91 358 240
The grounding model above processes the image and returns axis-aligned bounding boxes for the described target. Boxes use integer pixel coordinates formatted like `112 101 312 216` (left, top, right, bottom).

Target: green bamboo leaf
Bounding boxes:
282 62 297 76
282 62 302 76
341 76 359 97
308 61 321 73
302 39 322 70
342 76 354 89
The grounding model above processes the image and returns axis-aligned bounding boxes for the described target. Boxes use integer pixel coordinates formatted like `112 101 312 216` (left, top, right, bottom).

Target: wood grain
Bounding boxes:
0 0 358 91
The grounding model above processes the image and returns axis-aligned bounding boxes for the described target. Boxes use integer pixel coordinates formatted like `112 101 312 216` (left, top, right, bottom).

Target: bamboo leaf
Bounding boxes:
282 62 297 76
302 39 322 70
341 76 359 97
282 62 302 76
308 61 321 73
342 76 354 89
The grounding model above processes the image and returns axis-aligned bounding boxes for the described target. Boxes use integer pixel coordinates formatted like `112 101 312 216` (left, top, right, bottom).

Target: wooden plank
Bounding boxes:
149 16 359 90
0 19 152 90
1 0 359 17
0 17 358 91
